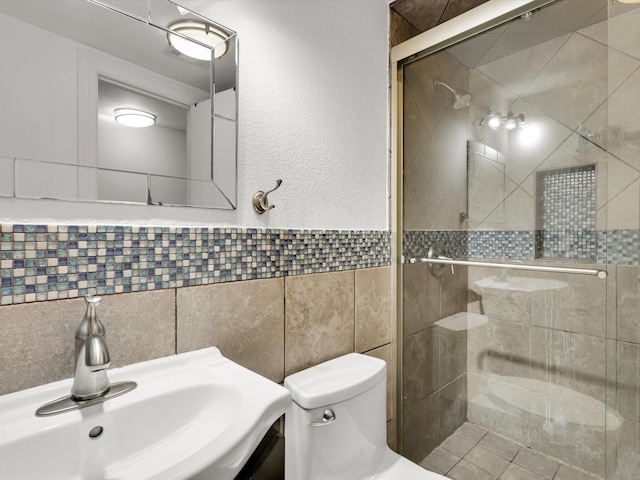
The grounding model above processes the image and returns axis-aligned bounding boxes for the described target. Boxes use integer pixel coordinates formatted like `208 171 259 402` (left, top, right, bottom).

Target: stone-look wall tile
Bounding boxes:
608 417 640 480
389 8 421 47
438 324 467 387
284 271 354 377
0 290 176 395
366 343 396 422
467 267 532 324
438 374 467 443
607 265 618 340
403 391 440 463
467 372 530 448
616 266 640 343
403 328 438 407
440 265 467 320
528 406 606 479
177 278 285 383
530 269 606 337
530 327 607 401
0 298 80 395
403 263 430 337
616 341 639 421
99 290 176 368
467 317 531 378
356 267 392 353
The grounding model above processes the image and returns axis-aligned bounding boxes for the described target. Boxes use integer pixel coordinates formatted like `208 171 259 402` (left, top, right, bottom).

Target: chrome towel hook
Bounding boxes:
253 179 282 214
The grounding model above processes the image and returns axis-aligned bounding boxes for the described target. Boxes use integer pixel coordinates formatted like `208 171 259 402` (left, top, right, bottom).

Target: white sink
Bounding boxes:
0 347 291 480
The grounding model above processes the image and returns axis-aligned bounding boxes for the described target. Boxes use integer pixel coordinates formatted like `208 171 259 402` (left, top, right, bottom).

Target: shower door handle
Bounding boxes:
309 409 336 427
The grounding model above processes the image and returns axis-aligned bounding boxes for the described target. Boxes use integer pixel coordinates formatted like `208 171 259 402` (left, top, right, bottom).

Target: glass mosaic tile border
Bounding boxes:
402 230 468 260
406 229 640 265
0 224 391 306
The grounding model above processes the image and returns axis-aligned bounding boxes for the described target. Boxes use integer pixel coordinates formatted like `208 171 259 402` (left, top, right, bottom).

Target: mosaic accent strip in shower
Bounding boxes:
467 230 534 260
597 230 640 266
402 230 468 260
0 224 391 305
405 229 640 266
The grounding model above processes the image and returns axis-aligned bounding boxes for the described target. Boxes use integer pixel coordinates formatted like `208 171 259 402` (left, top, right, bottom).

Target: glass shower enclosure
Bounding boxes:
394 0 640 478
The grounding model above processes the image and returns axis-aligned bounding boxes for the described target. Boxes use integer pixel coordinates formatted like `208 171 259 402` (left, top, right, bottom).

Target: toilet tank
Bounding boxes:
284 354 389 480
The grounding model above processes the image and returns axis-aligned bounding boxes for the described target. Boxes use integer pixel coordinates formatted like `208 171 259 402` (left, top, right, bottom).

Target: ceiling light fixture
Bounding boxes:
114 108 156 128
167 21 228 61
615 0 640 4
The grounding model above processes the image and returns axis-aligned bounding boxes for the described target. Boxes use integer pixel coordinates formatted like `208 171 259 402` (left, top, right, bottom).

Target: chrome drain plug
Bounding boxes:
89 426 104 438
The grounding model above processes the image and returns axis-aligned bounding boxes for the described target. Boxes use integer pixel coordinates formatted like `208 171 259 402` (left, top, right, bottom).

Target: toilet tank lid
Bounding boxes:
284 353 386 410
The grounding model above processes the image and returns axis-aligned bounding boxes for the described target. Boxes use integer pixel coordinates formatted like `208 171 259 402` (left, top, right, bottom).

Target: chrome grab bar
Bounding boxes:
409 257 608 279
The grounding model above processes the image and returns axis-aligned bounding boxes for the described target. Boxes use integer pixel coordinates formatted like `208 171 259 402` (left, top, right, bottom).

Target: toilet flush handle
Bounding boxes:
309 409 336 427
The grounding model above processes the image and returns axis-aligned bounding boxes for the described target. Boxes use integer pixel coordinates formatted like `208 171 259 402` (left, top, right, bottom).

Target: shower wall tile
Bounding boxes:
176 278 285 383
530 270 607 338
403 262 433 336
440 264 468 320
466 317 531 379
438 374 467 442
476 33 570 96
522 33 639 130
402 390 440 463
355 266 392 353
284 271 355 377
467 372 530 447
438 324 467 387
616 266 640 344
403 328 439 407
530 327 607 400
615 341 639 421
528 404 606 479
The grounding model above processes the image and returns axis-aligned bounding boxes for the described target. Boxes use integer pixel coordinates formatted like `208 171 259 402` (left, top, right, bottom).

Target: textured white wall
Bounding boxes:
1 0 390 230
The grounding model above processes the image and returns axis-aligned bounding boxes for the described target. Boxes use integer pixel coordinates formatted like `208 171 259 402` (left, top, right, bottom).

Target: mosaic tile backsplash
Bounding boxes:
0 224 390 306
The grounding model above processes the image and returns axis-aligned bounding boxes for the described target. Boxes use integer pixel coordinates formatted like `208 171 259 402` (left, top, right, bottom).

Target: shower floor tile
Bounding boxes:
419 422 600 480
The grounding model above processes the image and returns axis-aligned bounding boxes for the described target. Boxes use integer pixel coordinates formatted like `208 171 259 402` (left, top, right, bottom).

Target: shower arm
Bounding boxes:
434 79 455 94
408 256 607 279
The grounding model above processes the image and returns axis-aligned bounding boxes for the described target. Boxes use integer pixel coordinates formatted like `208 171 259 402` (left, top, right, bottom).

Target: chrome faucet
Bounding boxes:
35 295 137 417
71 296 111 400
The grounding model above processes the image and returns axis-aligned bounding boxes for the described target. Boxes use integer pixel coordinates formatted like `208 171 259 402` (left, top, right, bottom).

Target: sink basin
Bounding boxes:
0 347 291 480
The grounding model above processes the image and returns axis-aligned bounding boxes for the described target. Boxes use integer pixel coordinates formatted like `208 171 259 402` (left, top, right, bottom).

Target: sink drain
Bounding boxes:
89 426 104 438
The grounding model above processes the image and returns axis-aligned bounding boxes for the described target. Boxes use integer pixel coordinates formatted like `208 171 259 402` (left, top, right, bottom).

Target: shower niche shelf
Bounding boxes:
534 164 596 261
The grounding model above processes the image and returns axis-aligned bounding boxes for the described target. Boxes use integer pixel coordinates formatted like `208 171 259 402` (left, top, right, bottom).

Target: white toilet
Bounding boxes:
284 353 447 480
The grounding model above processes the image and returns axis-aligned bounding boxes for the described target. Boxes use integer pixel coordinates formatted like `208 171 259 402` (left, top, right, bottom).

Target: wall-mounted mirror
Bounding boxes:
0 0 238 209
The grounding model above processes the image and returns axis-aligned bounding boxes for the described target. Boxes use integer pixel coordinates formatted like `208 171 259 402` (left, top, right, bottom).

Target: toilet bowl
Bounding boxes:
283 353 447 480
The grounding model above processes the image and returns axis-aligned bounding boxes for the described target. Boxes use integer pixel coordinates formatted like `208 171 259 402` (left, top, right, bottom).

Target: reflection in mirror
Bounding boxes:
0 0 237 209
467 140 507 228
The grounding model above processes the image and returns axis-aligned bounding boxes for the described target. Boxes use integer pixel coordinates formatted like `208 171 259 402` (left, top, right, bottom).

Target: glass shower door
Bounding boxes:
398 1 640 478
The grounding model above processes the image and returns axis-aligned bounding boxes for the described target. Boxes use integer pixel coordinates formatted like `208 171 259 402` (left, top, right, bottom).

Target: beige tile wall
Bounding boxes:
466 265 640 479
0 266 397 439
402 261 469 463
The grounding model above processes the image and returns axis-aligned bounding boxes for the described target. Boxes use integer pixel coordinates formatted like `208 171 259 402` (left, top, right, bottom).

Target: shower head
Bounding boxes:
434 79 471 110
